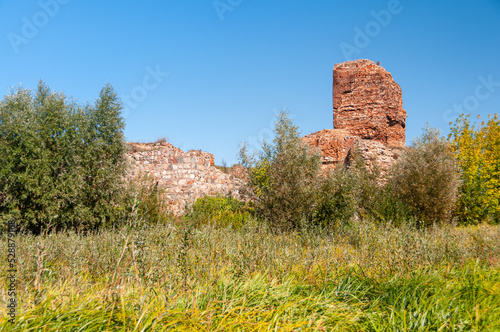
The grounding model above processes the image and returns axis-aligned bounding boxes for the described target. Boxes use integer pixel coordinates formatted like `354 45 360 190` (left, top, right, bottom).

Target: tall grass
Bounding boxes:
1 219 499 330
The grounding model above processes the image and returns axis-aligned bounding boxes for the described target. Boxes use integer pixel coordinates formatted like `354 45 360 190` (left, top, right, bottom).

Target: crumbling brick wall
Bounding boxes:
126 142 246 215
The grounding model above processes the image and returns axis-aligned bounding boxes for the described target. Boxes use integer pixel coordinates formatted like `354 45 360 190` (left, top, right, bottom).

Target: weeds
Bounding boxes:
177 216 193 292
190 195 254 229
0 219 499 330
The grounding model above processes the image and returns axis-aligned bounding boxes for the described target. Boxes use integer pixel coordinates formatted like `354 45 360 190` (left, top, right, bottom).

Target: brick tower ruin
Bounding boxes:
303 59 407 173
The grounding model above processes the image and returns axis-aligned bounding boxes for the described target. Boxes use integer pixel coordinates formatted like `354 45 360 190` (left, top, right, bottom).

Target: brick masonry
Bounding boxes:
303 59 407 176
333 59 407 146
126 142 246 216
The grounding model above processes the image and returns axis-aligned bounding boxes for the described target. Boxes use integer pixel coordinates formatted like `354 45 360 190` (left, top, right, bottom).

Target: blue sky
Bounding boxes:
1 0 499 165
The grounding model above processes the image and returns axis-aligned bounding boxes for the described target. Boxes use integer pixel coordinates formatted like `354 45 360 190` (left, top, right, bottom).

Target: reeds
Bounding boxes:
1 219 499 330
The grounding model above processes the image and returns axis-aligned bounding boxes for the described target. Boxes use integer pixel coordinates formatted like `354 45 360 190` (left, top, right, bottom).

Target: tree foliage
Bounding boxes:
239 112 454 230
313 162 360 227
239 111 322 230
389 126 460 226
0 81 127 233
448 113 500 224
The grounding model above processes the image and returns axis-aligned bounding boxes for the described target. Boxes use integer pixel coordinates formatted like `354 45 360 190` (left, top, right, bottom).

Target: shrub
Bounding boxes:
154 136 168 144
190 195 254 229
313 166 358 227
389 126 460 226
0 81 127 233
368 187 415 226
449 113 500 224
313 149 413 227
239 111 322 230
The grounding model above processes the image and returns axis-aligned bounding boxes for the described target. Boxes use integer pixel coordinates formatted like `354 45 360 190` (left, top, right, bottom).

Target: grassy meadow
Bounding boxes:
1 218 499 331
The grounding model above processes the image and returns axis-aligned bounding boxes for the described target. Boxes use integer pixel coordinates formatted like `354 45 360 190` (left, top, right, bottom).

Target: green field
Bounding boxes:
1 219 499 331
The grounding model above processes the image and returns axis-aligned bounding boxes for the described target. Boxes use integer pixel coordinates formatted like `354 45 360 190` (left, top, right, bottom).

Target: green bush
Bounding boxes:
313 166 358 227
239 111 322 230
389 126 460 226
190 195 254 229
239 111 412 230
314 149 413 227
0 81 128 234
367 186 415 226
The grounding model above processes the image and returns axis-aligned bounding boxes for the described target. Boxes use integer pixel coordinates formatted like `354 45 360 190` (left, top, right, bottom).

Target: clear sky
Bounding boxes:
1 0 499 165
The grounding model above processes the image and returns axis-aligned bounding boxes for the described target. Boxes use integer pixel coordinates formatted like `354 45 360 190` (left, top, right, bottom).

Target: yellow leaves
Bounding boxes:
449 113 500 223
251 159 271 198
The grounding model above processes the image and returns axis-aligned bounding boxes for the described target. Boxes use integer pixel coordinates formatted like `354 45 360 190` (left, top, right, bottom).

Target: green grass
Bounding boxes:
1 220 499 331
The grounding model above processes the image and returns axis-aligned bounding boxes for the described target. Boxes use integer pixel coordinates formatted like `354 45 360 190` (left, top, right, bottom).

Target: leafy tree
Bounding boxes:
239 111 321 230
0 81 127 233
389 126 460 226
448 113 500 224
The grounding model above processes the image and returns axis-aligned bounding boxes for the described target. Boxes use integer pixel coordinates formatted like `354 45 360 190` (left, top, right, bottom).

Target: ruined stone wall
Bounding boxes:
127 59 409 214
303 59 408 176
333 59 407 147
302 130 405 177
126 142 246 216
